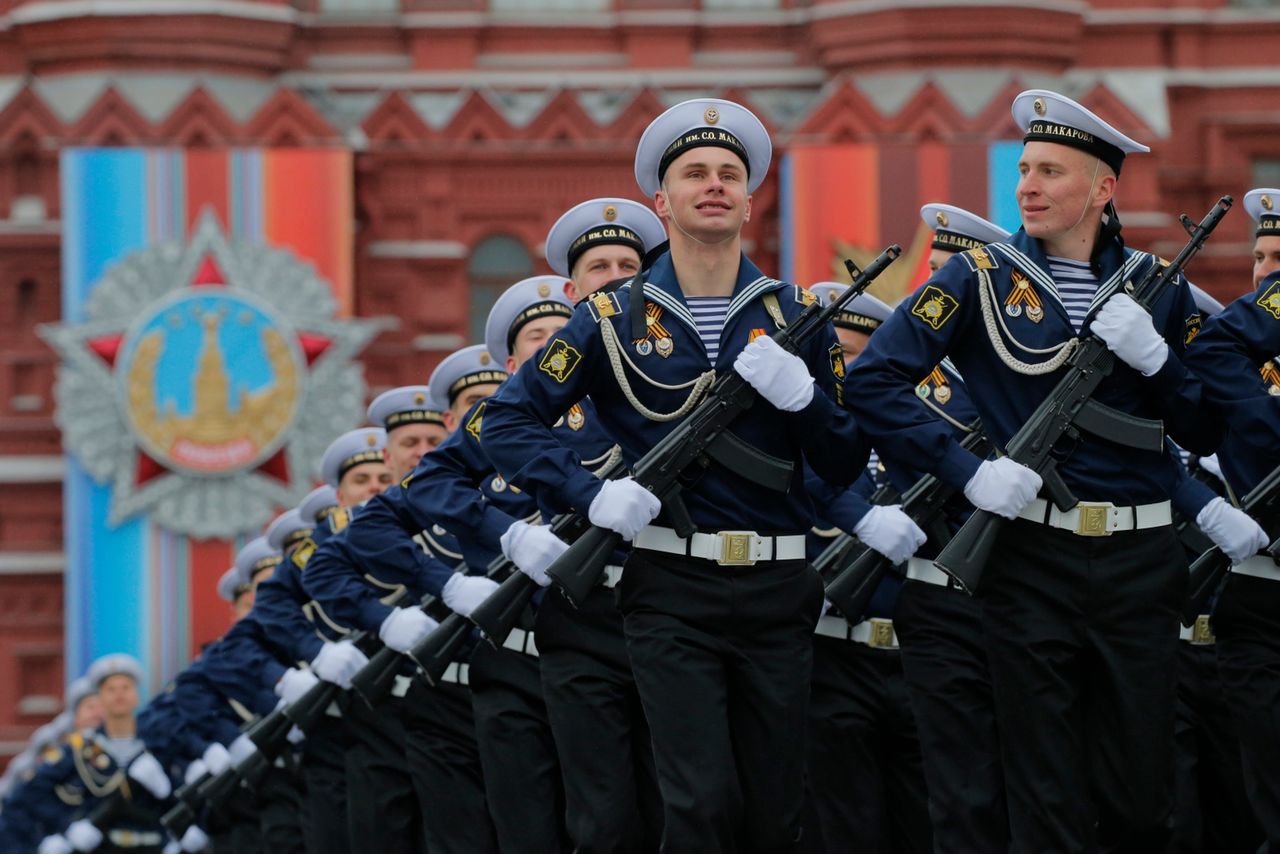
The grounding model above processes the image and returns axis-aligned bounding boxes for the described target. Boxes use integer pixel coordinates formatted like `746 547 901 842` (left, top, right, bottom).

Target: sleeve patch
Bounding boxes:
538 338 583 383
829 342 846 406
1257 280 1280 320
960 247 997 272
795 286 818 306
465 401 487 441
587 291 621 322
1184 312 1202 345
911 285 960 331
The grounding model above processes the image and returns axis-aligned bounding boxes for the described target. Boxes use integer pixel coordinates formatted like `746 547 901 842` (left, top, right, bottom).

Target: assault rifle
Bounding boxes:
934 197 1233 593
545 245 903 606
824 421 988 617
1183 459 1280 624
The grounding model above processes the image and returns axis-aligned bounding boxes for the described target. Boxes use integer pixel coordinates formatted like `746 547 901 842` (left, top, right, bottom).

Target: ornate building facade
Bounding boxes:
0 0 1277 755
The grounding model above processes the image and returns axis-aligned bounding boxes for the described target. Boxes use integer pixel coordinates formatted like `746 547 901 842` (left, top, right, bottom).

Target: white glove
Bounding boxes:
588 477 662 542
442 572 501 617
275 667 319 706
963 457 1042 520
378 607 439 654
1198 453 1224 482
852 505 928 565
180 825 210 853
164 841 182 854
201 742 230 776
733 335 815 411
183 759 207 786
287 726 305 745
38 836 73 854
310 640 369 690
228 733 257 765
1091 293 1168 376
1197 497 1269 565
500 521 569 587
65 819 102 852
127 751 171 799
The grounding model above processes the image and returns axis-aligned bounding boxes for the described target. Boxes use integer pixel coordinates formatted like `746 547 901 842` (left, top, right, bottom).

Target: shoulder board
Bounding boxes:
959 247 998 272
327 505 349 534
68 732 85 750
793 285 818 306
464 401 486 441
42 745 63 763
292 538 316 569
586 290 622 323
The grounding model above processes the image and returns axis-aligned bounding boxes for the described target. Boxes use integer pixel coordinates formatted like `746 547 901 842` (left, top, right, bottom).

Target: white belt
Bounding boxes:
440 662 470 686
601 565 624 589
1232 554 1280 582
814 615 898 649
635 525 806 565
905 557 957 588
391 675 413 698
503 628 539 657
1179 615 1215 645
1018 498 1171 537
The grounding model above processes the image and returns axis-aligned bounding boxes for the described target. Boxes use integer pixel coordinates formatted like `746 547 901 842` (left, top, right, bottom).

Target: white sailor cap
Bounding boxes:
484 276 574 365
235 536 281 581
367 386 445 433
265 508 311 553
320 427 387 487
920 203 1011 253
87 653 143 689
299 485 340 526
1012 89 1149 176
1190 284 1225 317
634 98 772 197
66 676 96 712
427 345 508 407
30 720 66 752
544 198 667 278
216 566 247 603
1244 188 1280 238
808 283 893 334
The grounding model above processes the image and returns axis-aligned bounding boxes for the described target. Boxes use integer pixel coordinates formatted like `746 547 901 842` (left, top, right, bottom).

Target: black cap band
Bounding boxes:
931 229 987 253
1257 216 1280 239
385 409 444 430
315 505 339 522
252 555 282 573
447 370 507 402
506 301 575 356
1024 119 1126 176
567 225 644 274
658 127 750 185
833 311 883 334
282 528 312 551
338 450 383 482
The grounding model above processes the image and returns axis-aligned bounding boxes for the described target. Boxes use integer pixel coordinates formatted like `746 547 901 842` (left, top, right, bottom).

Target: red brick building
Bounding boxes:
1 0 1277 757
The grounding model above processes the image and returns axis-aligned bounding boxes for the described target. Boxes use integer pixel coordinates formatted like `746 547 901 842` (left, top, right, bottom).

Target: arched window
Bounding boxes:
468 235 533 347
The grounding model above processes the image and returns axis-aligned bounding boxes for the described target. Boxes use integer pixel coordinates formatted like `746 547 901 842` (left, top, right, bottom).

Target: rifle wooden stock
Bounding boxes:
544 246 903 606
934 197 1233 593
407 612 474 686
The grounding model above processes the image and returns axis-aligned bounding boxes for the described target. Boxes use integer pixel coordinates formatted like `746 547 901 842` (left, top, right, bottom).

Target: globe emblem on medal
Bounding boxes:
118 289 304 475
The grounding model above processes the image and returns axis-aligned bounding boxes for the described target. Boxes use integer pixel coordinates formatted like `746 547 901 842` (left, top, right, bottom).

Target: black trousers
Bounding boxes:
807 634 932 854
469 640 570 854
401 678 499 854
1169 638 1262 853
256 759 306 854
981 519 1184 853
299 713 353 854
618 549 824 854
893 580 1009 854
208 784 263 853
343 690 428 853
1213 573 1280 850
537 586 662 854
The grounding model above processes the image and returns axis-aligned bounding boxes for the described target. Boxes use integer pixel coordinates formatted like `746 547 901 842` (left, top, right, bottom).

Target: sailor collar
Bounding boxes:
624 251 786 339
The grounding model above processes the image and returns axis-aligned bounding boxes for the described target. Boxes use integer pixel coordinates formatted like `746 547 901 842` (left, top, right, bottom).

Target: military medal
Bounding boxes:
1027 305 1044 323
1005 270 1044 323
934 385 952 405
490 475 507 493
635 303 670 357
635 339 653 356
1263 361 1280 396
1006 303 1022 318
567 404 585 431
655 336 673 358
915 384 930 400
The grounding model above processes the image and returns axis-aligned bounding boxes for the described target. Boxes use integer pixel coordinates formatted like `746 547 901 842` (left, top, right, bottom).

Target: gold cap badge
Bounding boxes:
704 107 720 125
365 433 377 447
1264 195 1274 212
1033 97 1046 116
603 204 617 222
479 352 491 366
537 282 551 297
935 211 949 227
413 392 425 405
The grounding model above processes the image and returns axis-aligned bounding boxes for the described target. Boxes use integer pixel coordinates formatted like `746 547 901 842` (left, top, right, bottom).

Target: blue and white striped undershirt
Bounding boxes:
1046 256 1099 332
686 295 731 363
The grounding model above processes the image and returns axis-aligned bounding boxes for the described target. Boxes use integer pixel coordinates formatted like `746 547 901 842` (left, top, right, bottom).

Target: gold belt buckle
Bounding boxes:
717 531 759 565
868 618 896 649
1191 614 1215 645
1074 502 1114 537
